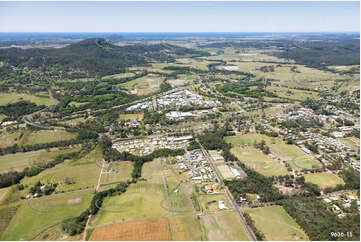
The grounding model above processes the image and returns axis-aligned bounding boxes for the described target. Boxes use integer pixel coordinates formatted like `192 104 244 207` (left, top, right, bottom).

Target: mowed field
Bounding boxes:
120 73 162 95
0 93 55 106
20 130 76 146
118 113 144 121
89 218 171 241
169 215 204 240
0 147 80 172
303 172 345 189
230 146 288 176
226 133 322 171
0 131 21 148
0 189 93 241
90 158 167 226
242 205 308 241
100 162 133 186
200 210 252 241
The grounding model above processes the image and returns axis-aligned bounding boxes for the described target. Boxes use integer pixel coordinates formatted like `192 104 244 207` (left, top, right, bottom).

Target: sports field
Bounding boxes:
89 218 171 241
230 147 288 176
200 210 252 241
303 173 345 189
270 144 322 171
0 93 55 106
1 190 93 241
217 164 236 179
242 205 309 241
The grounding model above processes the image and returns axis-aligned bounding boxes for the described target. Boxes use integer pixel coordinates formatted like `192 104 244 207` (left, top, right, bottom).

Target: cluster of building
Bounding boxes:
126 89 221 112
112 135 192 155
323 194 360 218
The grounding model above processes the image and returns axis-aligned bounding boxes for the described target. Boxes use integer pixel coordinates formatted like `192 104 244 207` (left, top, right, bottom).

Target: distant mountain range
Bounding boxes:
0 38 209 77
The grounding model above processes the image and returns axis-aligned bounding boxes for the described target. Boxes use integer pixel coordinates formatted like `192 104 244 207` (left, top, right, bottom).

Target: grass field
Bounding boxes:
242 206 308 241
0 147 80 173
118 112 144 121
225 133 321 171
169 215 204 240
90 159 167 226
0 203 19 238
200 210 252 241
100 162 133 186
337 137 360 151
0 189 93 241
303 173 345 189
0 131 21 148
0 93 54 106
198 193 230 212
120 73 162 95
89 218 171 241
230 147 288 176
20 130 76 146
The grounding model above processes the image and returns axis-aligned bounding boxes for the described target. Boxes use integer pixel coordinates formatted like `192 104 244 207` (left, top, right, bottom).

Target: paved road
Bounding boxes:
197 139 257 241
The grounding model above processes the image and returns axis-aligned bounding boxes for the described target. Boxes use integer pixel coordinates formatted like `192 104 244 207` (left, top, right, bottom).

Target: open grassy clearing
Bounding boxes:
267 86 318 101
120 73 163 95
90 158 167 226
242 205 308 241
20 130 76 146
226 133 321 171
0 147 80 173
0 93 55 106
0 114 5 122
90 181 167 226
0 203 19 238
89 218 171 241
0 189 93 241
170 215 204 240
230 146 288 176
117 112 143 121
101 72 136 80
200 210 251 241
0 131 21 148
303 173 345 189
198 193 230 212
100 161 133 186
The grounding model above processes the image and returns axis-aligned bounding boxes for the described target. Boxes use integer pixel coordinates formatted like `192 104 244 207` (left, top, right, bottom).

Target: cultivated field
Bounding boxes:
242 205 308 241
303 173 345 189
89 218 171 241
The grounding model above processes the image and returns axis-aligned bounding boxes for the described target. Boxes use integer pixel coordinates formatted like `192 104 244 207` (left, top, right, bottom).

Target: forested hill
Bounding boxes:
0 38 209 77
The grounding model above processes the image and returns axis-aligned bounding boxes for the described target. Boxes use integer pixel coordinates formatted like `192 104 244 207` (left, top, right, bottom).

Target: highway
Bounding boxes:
197 139 257 241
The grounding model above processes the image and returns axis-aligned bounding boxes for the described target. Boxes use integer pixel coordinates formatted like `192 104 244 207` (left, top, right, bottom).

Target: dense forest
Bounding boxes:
0 38 209 77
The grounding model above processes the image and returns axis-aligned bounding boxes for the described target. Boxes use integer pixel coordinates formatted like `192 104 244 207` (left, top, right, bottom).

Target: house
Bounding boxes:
218 200 227 210
332 204 341 212
205 185 213 194
324 198 332 204
347 195 356 200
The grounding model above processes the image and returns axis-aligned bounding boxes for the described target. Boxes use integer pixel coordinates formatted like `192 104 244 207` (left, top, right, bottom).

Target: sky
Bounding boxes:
0 1 359 32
